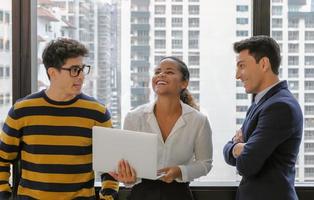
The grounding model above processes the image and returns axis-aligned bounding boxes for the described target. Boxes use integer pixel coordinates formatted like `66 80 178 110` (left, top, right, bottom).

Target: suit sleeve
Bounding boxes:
95 107 119 200
223 140 237 166
236 101 301 177
223 105 254 166
0 107 22 199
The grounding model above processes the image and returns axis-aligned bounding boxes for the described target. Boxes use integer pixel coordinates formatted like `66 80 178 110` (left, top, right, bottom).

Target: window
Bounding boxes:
288 31 299 40
155 39 166 49
155 30 166 38
288 56 299 66
5 66 9 77
305 106 314 115
305 156 314 165
272 6 282 16
288 43 298 53
305 44 314 53
5 40 9 51
4 11 9 24
189 39 198 49
236 105 248 112
305 119 314 128
172 39 182 49
305 81 314 90
288 18 299 28
172 5 183 15
306 16 314 28
189 5 199 15
155 55 165 65
236 93 248 100
288 68 298 78
0 94 3 105
304 167 314 177
189 81 199 90
236 80 244 87
189 18 199 27
272 31 282 40
306 31 314 40
5 93 10 105
305 131 314 140
189 30 199 49
172 30 182 39
172 17 182 27
237 18 248 25
288 81 299 90
236 118 245 124
189 68 199 78
236 30 249 37
0 65 3 77
305 93 314 102
155 5 165 14
305 68 314 78
188 55 199 65
155 17 166 27
305 56 314 66
272 18 282 28
237 5 248 12
0 38 3 50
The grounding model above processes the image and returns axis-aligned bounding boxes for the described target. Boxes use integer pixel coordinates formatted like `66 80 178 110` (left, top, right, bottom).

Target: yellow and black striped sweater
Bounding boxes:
0 90 119 199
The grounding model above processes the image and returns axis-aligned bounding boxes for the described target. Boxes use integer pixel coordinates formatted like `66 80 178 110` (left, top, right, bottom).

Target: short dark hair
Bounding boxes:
233 35 281 75
42 38 88 77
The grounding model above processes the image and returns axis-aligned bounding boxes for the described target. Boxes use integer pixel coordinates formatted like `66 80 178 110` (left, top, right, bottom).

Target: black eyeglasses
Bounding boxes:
60 64 91 77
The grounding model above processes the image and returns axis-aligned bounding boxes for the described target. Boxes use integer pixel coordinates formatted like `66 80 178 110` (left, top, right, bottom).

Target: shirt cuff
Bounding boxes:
177 165 188 182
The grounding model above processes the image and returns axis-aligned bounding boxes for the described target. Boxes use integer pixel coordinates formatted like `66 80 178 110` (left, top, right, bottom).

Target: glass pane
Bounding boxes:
0 1 12 128
271 0 314 184
36 0 252 184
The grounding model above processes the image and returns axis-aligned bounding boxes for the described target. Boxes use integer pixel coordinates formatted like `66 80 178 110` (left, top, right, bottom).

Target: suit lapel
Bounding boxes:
242 81 288 141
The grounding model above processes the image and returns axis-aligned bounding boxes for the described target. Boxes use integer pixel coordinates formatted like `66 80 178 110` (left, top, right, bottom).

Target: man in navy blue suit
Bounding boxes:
223 35 303 200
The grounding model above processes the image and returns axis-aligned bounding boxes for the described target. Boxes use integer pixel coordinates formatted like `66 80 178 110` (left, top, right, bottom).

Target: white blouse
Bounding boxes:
123 101 213 182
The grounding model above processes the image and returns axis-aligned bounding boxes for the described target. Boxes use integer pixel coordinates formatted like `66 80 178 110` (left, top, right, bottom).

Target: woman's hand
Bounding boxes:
158 166 182 183
109 159 137 185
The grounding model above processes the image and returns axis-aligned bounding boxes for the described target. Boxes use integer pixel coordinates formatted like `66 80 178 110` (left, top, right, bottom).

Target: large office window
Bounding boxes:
0 1 12 129
35 0 252 184
271 0 314 183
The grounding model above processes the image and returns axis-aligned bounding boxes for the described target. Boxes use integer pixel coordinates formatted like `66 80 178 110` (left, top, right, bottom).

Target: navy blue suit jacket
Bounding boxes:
223 81 303 200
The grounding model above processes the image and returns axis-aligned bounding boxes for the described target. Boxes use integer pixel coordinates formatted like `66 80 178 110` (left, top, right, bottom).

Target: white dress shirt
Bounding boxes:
123 101 213 182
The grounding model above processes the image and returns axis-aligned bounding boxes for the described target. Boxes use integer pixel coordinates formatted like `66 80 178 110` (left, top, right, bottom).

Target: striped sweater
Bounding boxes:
0 90 119 199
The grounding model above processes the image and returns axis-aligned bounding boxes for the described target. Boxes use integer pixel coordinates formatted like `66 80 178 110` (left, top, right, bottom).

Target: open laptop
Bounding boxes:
93 126 162 180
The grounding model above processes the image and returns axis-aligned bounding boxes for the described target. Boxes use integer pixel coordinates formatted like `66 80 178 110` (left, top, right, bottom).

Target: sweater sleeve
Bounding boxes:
0 107 23 199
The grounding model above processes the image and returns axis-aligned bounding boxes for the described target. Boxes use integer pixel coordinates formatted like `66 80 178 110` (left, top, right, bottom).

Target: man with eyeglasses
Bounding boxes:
0 38 119 199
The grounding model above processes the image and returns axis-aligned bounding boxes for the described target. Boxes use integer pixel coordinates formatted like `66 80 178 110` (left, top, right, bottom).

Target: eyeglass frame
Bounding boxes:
59 64 91 77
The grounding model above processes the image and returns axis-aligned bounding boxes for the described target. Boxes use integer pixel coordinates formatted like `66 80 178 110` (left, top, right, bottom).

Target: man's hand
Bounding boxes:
109 159 137 185
233 129 244 143
158 166 182 183
232 143 245 158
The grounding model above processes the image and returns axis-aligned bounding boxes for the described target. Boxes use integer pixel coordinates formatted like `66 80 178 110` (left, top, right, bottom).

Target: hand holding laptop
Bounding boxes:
109 159 166 185
109 159 137 185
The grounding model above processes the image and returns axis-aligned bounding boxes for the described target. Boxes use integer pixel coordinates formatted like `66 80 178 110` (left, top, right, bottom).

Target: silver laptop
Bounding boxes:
92 126 159 180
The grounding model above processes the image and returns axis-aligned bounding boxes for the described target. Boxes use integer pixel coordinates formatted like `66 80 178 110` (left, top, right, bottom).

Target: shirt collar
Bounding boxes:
254 80 282 104
144 100 194 116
